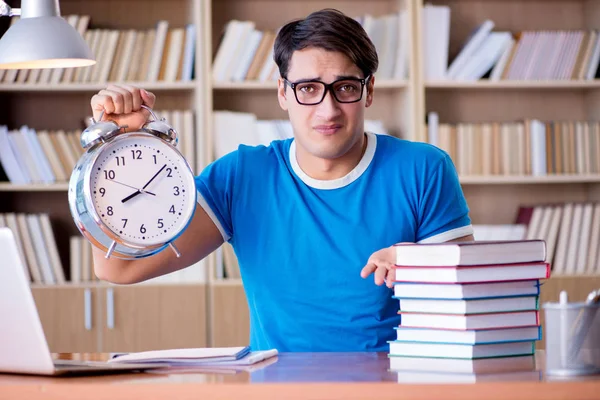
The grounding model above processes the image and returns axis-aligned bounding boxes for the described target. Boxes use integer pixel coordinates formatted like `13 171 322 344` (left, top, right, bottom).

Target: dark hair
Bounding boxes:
274 9 378 80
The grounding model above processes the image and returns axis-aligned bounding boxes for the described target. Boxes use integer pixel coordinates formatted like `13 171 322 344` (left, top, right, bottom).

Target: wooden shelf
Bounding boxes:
0 81 196 92
0 183 69 191
426 80 600 90
212 79 408 90
459 175 600 184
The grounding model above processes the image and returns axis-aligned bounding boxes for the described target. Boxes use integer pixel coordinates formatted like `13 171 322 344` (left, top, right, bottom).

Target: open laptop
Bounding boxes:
0 227 160 376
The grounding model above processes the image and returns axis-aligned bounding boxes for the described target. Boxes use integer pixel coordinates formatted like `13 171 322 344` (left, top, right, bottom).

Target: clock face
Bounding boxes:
88 134 196 247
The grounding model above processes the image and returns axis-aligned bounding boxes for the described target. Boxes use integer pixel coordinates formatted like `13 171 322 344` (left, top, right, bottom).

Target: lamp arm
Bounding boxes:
0 1 21 17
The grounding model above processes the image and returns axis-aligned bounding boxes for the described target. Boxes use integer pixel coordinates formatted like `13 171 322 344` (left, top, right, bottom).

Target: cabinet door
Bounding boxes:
210 283 250 347
31 286 99 353
99 284 207 352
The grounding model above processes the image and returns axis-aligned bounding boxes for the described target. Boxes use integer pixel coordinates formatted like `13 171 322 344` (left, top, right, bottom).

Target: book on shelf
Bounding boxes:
517 202 600 275
212 110 388 160
0 213 65 285
426 115 600 177
0 110 197 185
1 15 196 85
422 8 600 81
212 11 409 83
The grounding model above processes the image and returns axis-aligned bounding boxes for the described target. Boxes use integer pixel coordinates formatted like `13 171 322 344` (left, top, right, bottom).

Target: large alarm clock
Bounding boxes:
68 105 197 259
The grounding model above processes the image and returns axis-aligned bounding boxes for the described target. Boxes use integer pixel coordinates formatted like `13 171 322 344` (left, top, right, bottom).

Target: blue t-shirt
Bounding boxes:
196 132 472 352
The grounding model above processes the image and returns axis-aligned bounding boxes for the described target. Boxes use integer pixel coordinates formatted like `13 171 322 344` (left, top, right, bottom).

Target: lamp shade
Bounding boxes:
0 16 95 69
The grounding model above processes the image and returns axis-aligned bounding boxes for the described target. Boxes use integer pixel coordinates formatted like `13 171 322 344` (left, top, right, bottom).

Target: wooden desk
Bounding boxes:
1 351 599 400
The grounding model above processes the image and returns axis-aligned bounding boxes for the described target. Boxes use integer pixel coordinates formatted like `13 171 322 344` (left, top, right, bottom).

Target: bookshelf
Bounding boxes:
2 0 600 350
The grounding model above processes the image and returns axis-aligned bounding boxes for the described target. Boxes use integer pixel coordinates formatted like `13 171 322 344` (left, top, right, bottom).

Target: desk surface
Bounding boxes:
1 351 600 400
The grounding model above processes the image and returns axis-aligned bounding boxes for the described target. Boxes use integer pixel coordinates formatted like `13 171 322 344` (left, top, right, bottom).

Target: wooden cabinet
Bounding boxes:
210 281 250 347
31 284 207 353
31 285 98 353
100 285 207 352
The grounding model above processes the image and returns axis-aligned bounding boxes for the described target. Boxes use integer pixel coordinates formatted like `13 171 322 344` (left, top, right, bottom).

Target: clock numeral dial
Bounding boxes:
91 137 195 247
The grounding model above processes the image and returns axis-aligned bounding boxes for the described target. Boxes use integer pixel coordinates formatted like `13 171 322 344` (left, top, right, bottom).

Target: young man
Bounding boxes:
89 9 474 352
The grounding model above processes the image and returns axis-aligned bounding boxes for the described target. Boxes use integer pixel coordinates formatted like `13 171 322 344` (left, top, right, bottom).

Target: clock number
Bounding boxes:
99 188 106 197
104 170 116 180
121 219 128 228
166 168 173 177
153 155 158 164
157 218 164 229
169 205 175 214
116 156 126 166
131 149 142 160
107 206 114 216
140 224 146 234
173 186 180 196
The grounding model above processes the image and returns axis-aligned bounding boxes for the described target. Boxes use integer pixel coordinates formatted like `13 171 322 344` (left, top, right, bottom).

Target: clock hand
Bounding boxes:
110 179 156 196
121 164 166 203
142 164 167 190
121 190 141 203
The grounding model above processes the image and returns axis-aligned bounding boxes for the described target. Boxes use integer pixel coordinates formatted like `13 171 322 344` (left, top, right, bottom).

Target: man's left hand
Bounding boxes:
360 245 401 288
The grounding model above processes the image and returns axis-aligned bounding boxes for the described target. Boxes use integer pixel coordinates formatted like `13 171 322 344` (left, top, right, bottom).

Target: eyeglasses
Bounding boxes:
284 76 371 105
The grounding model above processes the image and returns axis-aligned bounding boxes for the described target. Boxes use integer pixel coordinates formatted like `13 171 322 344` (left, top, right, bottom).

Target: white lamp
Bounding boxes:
0 0 95 69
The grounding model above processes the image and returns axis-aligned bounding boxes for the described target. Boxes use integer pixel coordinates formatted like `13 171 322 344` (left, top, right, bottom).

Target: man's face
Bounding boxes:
277 47 374 160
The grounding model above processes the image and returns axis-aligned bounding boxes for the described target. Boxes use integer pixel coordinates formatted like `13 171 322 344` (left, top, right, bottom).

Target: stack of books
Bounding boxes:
388 240 550 382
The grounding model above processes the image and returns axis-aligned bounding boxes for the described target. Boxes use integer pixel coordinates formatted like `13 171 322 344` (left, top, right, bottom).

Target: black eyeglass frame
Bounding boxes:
283 75 372 105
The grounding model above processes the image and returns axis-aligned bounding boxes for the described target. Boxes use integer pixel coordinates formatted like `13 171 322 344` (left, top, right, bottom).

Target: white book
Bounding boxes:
181 24 196 81
552 203 573 275
394 326 541 345
164 28 185 82
146 21 170 81
422 5 450 80
489 38 515 81
38 214 65 284
393 10 409 80
397 296 539 314
564 203 583 275
530 119 547 176
26 215 56 285
0 126 28 184
576 203 593 274
22 127 54 183
456 32 513 81
587 204 600 273
395 240 546 266
389 341 534 359
212 20 244 81
8 130 37 183
585 33 600 80
446 19 494 79
389 354 535 374
115 30 138 82
399 310 539 330
232 29 264 82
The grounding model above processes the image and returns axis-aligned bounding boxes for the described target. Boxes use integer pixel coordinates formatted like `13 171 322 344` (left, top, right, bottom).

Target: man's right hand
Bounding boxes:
90 84 156 131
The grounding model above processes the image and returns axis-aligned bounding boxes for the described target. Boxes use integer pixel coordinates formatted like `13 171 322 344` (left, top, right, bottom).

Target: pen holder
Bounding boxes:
543 301 600 376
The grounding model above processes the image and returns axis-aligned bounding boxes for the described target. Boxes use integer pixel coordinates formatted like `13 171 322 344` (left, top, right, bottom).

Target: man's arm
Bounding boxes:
89 84 225 284
93 205 224 284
